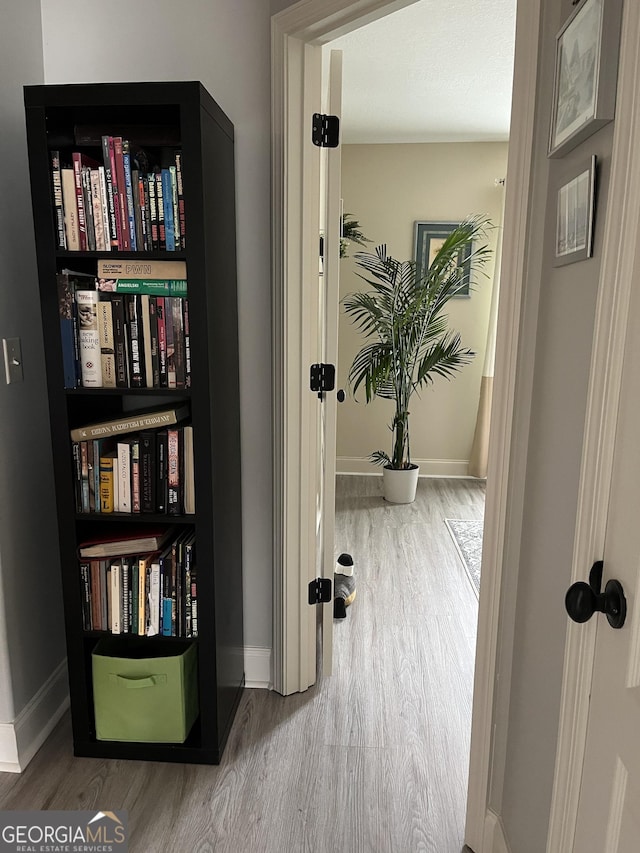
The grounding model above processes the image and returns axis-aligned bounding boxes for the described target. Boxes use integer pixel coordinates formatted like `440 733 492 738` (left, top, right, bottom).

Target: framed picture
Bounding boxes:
414 221 472 297
554 155 596 266
548 0 623 158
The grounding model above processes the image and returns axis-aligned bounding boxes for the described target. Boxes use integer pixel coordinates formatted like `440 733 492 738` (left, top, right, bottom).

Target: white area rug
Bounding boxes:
445 518 483 597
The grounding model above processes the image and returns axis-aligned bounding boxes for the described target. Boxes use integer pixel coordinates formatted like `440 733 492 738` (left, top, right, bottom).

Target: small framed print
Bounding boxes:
548 0 623 158
554 155 596 266
414 221 472 297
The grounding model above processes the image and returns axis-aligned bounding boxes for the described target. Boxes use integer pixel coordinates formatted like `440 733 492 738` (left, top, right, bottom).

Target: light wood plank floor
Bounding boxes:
0 476 484 853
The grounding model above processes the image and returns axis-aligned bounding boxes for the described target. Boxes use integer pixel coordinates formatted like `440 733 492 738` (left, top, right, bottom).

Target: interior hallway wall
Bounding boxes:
495 0 615 850
40 0 275 655
338 141 507 473
0 1 66 734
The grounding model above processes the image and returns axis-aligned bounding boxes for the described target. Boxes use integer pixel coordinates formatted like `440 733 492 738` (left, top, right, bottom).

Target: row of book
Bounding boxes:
79 528 197 637
51 140 185 252
73 422 194 517
58 263 190 389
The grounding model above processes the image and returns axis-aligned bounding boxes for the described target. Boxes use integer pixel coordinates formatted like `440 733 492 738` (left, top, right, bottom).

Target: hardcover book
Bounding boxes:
72 152 99 250
139 430 157 513
78 526 176 558
167 428 181 515
162 168 175 251
147 173 159 250
124 294 146 388
81 166 96 251
75 289 102 388
147 556 161 637
96 279 187 296
70 403 190 442
175 152 186 250
112 137 130 250
99 449 117 513
97 298 117 388
183 298 191 388
56 272 78 389
97 259 187 279
116 440 132 513
90 168 108 252
50 150 66 249
101 134 120 249
122 140 137 250
155 170 166 250
97 165 112 252
61 168 80 251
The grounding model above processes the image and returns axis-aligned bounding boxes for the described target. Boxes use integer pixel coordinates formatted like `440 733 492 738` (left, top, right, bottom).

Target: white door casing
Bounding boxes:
574 240 640 851
547 2 640 850
271 33 323 695
317 48 343 676
271 2 540 849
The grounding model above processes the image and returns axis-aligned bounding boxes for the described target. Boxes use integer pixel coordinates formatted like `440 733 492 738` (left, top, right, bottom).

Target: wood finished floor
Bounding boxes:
0 475 484 853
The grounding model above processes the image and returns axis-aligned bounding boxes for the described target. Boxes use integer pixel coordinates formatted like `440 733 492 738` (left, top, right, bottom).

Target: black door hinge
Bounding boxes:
310 363 335 399
312 113 340 148
308 577 332 605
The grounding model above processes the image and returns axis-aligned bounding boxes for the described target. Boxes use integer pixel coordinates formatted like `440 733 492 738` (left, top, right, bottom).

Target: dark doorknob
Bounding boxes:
337 389 345 402
565 560 626 629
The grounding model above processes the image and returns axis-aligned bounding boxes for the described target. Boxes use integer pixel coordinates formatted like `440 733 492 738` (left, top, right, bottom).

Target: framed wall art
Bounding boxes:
414 221 472 297
548 0 623 158
554 155 596 266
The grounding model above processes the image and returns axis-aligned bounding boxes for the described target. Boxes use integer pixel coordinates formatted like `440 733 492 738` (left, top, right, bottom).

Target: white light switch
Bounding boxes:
3 338 23 384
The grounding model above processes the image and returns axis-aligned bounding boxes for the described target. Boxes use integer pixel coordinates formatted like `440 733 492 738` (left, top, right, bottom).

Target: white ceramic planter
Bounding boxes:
382 464 420 504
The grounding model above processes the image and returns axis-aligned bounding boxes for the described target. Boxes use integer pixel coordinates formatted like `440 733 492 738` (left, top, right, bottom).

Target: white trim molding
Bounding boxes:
484 809 512 853
464 0 543 846
244 647 272 690
546 2 640 850
0 660 69 773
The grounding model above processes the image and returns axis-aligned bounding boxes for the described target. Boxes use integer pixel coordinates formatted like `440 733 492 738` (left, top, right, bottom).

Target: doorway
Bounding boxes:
271 0 542 849
326 12 510 844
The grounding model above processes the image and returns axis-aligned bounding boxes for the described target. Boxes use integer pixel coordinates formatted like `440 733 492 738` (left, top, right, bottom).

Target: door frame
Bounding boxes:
271 0 540 849
546 2 640 850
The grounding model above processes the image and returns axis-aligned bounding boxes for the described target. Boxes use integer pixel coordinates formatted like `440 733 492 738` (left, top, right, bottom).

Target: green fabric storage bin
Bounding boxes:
92 639 198 743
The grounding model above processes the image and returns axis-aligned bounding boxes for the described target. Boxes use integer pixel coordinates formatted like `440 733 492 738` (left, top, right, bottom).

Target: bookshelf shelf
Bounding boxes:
75 513 196 524
56 250 188 261
65 388 192 397
24 81 244 764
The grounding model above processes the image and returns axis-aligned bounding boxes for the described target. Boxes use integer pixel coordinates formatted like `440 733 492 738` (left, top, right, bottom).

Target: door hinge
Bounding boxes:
310 363 336 398
308 577 332 605
312 113 340 148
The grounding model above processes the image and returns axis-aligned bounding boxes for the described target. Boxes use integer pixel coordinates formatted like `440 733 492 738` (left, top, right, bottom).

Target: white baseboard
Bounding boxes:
336 456 474 478
483 809 512 853
0 660 69 773
244 646 272 689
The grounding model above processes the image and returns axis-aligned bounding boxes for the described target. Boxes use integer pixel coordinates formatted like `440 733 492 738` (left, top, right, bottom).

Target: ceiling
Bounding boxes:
329 0 517 144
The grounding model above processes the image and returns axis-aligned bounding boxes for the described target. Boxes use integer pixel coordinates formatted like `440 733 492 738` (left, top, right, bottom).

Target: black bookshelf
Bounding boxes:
24 82 244 764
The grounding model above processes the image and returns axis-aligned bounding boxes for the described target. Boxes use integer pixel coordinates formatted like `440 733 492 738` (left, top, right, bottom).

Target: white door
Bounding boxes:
570 268 640 851
314 48 343 677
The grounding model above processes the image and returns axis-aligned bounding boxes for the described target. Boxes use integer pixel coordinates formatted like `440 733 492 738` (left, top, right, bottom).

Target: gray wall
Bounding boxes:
498 0 614 850
0 1 66 721
40 0 274 651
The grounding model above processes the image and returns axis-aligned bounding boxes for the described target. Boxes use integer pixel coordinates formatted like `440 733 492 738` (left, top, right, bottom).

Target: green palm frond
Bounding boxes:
342 216 492 469
340 213 371 258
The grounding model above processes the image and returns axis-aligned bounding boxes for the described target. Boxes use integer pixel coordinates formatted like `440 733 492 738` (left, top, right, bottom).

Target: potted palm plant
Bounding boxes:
343 216 491 503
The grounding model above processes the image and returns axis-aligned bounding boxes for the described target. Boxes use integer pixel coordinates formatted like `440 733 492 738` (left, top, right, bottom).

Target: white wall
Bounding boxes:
40 0 274 653
0 1 67 730
338 142 507 473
